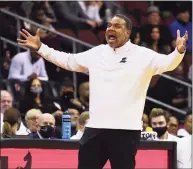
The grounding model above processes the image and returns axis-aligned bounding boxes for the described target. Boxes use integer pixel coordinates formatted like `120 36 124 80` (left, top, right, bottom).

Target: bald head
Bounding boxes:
0 90 13 113
37 113 55 127
37 113 55 138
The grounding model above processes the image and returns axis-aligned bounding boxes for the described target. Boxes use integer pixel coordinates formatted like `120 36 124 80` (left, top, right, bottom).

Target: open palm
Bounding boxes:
17 29 42 51
176 29 188 54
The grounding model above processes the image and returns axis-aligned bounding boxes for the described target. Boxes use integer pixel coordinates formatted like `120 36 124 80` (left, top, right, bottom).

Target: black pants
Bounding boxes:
78 127 141 169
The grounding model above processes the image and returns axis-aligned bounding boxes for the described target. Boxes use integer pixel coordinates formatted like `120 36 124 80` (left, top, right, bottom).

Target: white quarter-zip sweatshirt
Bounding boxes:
38 41 185 130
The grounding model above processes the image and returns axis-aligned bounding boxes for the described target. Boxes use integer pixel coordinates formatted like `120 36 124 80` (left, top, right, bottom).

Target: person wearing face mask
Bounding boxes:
19 78 57 118
57 78 84 112
149 108 180 141
29 113 56 139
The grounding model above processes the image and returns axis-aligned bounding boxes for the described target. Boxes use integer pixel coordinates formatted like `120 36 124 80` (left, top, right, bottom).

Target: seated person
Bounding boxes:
167 116 179 136
149 108 180 141
1 108 21 138
25 109 42 134
169 5 192 53
8 49 48 82
29 113 56 139
19 78 56 118
71 111 89 140
141 26 171 54
178 112 192 137
1 90 28 135
142 113 153 132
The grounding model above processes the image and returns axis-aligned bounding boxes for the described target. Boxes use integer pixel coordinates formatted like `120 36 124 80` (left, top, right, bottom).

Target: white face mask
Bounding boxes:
30 87 43 94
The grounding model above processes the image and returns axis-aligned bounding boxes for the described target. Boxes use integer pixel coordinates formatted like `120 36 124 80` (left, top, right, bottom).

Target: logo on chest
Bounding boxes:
119 57 127 63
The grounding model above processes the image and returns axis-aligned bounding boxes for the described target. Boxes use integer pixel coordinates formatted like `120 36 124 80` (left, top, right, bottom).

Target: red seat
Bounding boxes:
57 29 76 38
97 31 106 44
78 30 100 45
127 2 149 14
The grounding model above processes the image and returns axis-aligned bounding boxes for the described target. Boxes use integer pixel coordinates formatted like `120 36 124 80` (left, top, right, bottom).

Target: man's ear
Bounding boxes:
127 30 131 38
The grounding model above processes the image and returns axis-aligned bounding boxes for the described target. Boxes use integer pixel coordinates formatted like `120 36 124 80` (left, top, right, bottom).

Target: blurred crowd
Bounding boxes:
0 0 192 144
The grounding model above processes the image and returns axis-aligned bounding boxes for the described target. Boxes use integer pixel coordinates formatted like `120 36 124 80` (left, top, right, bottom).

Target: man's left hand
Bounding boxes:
176 29 188 54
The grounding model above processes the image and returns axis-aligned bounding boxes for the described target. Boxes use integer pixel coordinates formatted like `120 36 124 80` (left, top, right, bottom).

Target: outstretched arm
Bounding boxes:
17 29 93 72
149 30 188 75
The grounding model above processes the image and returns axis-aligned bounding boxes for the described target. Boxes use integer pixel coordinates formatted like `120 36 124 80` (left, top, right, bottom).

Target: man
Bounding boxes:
167 116 179 136
8 49 48 81
25 108 42 134
78 81 89 111
178 112 192 137
17 14 187 169
177 135 191 168
29 113 55 139
149 108 180 141
69 108 80 135
0 90 28 135
71 111 89 140
169 5 192 53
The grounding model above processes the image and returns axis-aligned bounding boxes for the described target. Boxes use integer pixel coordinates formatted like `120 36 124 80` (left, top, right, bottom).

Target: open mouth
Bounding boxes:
108 35 116 42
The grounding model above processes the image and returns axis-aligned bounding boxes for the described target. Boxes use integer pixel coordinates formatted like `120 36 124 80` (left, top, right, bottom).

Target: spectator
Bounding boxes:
0 90 28 135
19 78 56 117
71 111 89 140
130 27 141 45
52 108 80 138
167 116 179 136
8 49 48 82
1 107 21 138
53 1 97 30
149 108 179 141
177 135 191 169
40 1 57 23
178 112 192 137
57 80 89 112
69 108 81 136
78 81 89 111
141 26 171 54
140 6 172 46
29 113 56 139
169 5 192 53
30 4 56 39
142 113 152 132
25 109 42 134
57 78 80 111
78 1 103 26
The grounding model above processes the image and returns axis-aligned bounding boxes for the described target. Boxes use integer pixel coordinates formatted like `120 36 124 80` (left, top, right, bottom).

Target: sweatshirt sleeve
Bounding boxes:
148 48 185 75
37 43 98 73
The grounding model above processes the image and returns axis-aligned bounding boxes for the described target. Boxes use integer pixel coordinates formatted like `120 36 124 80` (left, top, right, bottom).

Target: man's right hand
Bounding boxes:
17 29 42 51
28 72 38 80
